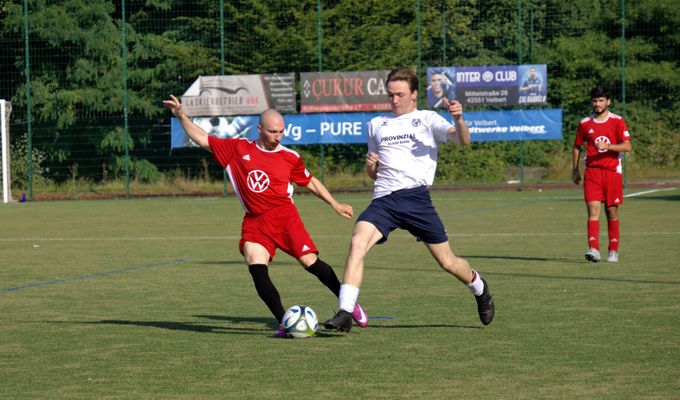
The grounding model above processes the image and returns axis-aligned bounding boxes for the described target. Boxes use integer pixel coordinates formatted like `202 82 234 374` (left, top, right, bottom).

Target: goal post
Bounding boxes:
1 99 12 203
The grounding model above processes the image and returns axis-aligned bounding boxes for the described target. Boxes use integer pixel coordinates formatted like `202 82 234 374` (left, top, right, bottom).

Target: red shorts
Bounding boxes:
583 167 624 206
239 203 318 261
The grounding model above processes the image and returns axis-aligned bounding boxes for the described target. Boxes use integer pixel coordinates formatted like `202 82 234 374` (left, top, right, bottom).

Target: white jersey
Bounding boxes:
367 109 452 199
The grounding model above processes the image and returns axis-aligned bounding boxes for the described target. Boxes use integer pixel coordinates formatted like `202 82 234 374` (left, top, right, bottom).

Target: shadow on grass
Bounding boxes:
197 315 483 332
368 324 482 330
88 317 484 337
96 319 270 335
91 317 342 338
465 255 582 263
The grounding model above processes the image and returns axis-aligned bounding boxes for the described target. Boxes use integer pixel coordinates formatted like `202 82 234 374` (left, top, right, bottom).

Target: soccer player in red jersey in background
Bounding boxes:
163 95 368 336
572 87 632 263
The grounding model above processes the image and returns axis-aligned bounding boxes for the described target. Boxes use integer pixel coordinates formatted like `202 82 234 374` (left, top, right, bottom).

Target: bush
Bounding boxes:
109 157 162 184
436 143 506 183
9 135 51 189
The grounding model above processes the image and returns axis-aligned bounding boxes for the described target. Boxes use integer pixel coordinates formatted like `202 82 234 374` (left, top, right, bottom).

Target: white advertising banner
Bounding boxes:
181 74 296 116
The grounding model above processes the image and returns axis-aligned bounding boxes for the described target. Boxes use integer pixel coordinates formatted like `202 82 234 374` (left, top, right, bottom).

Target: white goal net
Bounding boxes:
1 99 12 203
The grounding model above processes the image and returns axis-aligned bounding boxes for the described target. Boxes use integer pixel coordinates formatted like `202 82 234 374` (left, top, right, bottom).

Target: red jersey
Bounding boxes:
208 136 313 215
575 112 631 173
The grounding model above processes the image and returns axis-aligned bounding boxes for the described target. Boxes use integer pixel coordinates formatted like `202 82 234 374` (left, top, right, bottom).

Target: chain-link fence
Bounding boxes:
1 0 678 199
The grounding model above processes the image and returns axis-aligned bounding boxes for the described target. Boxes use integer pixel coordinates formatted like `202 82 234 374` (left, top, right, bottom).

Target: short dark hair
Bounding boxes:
387 68 419 93
590 86 611 99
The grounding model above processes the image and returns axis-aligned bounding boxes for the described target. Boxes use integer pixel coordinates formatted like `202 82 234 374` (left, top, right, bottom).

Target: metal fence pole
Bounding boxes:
121 0 130 198
620 0 627 188
441 2 447 65
23 0 33 200
220 0 229 196
517 0 525 191
416 0 422 99
317 0 325 183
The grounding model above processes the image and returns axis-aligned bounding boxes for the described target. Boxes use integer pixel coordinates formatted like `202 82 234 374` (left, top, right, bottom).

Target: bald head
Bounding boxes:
259 109 284 128
257 108 285 150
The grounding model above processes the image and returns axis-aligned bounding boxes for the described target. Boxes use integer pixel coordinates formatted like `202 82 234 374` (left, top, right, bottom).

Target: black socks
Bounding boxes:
248 264 285 322
305 258 341 297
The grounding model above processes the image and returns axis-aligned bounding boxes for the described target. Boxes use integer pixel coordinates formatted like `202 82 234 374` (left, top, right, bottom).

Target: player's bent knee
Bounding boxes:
349 235 372 256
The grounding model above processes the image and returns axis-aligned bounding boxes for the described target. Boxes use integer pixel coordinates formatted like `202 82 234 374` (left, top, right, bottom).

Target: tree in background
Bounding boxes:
0 0 677 187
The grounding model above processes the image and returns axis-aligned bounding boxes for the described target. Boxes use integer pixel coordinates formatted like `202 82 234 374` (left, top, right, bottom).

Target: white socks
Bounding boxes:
339 283 360 313
467 270 484 296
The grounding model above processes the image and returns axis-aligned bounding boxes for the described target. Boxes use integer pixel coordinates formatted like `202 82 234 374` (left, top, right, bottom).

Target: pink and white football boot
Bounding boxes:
274 323 288 338
352 303 369 328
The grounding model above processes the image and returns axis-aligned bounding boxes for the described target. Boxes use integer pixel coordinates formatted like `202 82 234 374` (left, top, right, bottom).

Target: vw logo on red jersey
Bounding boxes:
594 136 611 153
247 170 270 193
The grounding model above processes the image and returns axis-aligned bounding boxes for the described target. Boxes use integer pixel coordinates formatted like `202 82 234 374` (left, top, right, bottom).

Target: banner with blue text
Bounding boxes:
171 109 562 149
426 65 547 107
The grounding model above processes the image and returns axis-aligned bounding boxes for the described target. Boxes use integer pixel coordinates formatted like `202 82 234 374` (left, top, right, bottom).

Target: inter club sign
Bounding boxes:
426 65 547 107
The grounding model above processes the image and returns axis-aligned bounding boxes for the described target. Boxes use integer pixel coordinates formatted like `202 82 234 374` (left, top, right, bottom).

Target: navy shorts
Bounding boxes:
357 186 448 245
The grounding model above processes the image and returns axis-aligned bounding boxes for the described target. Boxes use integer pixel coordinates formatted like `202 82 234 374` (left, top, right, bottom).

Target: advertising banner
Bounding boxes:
180 73 296 116
299 70 391 113
171 109 562 148
426 65 547 107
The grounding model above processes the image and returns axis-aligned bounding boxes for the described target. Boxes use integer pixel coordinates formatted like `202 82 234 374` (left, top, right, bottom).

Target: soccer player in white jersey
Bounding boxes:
163 95 368 337
324 68 495 332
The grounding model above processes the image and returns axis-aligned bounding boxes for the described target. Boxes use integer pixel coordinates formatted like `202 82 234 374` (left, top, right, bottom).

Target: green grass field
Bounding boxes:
1 188 679 399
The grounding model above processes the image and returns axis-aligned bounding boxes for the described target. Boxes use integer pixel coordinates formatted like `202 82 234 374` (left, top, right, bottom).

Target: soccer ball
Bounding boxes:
282 305 318 339
192 116 253 139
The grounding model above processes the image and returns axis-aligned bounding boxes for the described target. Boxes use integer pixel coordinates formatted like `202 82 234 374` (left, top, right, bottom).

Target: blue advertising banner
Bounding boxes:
427 64 547 107
465 109 561 142
171 109 562 149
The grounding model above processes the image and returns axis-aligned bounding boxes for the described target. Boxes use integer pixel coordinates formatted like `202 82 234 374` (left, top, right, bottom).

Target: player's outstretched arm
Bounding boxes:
305 177 354 219
162 94 211 151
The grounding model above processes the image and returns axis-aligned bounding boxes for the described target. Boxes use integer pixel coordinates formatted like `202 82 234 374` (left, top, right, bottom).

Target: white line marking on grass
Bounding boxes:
625 188 677 198
2 231 679 243
0 236 242 242
0 258 190 294
444 232 680 237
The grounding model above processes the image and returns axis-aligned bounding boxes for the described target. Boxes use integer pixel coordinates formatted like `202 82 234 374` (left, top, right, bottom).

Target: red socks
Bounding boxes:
587 219 620 252
587 220 600 250
608 219 620 252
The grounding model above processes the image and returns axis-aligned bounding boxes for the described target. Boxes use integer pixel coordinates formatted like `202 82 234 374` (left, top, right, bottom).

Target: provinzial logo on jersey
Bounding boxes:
381 133 415 143
247 170 270 193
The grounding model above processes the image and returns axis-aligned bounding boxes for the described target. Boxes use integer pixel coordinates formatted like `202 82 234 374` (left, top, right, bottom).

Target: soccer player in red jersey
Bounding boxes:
572 87 632 263
163 95 367 336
